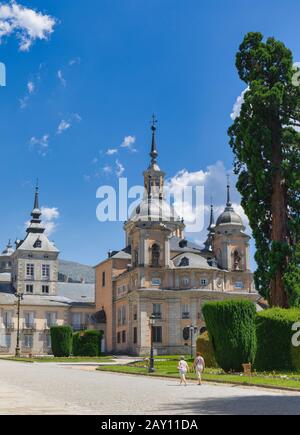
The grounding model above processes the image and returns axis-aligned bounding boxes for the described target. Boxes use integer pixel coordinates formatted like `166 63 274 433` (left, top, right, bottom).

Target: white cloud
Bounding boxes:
27 80 34 94
0 1 56 51
69 57 81 66
24 206 59 236
230 87 249 120
166 161 251 244
57 113 81 135
103 165 112 175
115 160 125 177
57 119 71 135
106 148 118 156
19 95 28 109
57 69 66 86
29 134 50 156
41 206 60 235
121 135 136 152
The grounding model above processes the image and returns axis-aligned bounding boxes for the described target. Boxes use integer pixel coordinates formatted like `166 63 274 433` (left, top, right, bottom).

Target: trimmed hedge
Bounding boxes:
255 308 300 371
196 331 218 368
73 330 102 357
202 300 257 372
50 325 73 357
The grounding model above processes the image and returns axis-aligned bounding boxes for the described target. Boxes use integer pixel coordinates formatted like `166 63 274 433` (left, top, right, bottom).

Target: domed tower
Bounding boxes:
212 177 250 272
124 117 184 269
0 240 14 273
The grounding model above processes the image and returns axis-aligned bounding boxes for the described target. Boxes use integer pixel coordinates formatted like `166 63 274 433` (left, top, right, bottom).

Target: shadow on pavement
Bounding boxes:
159 394 300 415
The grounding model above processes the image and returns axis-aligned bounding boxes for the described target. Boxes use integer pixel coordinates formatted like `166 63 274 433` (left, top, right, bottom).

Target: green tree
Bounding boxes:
228 32 300 307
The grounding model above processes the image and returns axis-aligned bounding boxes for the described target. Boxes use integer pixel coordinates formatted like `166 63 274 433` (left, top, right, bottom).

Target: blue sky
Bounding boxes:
1 0 300 267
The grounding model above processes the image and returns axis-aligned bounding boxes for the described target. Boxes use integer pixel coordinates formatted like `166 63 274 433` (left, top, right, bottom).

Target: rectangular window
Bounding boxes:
151 278 161 286
182 304 190 319
121 306 127 325
122 330 126 343
26 263 34 278
153 304 162 319
46 312 57 328
102 272 106 287
152 326 162 343
200 279 208 286
3 311 13 328
117 332 121 344
42 264 50 278
26 284 33 294
133 327 138 344
42 285 49 294
24 312 35 328
72 313 81 330
235 281 244 289
0 334 11 348
24 335 33 349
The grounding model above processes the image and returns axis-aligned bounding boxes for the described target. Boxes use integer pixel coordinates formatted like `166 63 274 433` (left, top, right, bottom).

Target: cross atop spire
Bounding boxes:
150 113 158 165
226 174 232 207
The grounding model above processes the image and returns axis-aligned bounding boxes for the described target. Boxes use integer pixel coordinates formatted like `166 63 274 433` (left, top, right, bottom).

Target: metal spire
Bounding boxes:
226 174 232 207
150 114 158 165
209 197 215 228
34 179 40 210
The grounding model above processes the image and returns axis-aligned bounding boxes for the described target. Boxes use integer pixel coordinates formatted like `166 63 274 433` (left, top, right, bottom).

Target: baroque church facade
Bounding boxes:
95 123 258 355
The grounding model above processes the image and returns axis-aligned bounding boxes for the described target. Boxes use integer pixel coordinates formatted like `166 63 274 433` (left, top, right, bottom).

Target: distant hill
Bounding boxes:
58 260 95 284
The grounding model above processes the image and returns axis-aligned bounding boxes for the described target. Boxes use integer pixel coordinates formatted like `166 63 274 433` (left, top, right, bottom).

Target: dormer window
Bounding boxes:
179 257 189 267
34 239 42 248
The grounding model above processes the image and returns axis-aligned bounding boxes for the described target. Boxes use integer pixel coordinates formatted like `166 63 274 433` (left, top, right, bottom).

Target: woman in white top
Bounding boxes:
193 352 205 385
177 356 189 386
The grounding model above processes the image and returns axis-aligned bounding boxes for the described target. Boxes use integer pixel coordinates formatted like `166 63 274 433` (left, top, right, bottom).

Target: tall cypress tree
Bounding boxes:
228 32 300 307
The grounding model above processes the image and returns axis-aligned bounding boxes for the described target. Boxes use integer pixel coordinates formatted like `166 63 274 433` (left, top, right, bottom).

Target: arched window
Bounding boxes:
151 244 160 267
233 250 242 270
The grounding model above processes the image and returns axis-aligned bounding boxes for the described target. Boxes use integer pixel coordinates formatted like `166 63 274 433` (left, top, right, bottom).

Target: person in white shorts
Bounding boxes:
177 356 189 386
193 352 205 385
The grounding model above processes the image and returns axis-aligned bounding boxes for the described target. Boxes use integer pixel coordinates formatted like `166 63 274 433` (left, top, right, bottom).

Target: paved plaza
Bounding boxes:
0 360 300 415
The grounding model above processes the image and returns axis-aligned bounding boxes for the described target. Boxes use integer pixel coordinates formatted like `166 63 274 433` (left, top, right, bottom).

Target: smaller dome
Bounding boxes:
1 241 14 256
216 206 243 226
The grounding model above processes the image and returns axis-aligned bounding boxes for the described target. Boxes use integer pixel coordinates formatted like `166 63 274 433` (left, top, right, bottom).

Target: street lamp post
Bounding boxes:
189 325 197 359
149 314 155 373
14 292 23 358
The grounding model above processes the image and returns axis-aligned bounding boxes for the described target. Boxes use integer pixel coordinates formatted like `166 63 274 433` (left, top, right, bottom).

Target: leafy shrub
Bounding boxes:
202 299 257 372
50 326 73 357
196 331 218 368
73 330 102 357
255 308 300 371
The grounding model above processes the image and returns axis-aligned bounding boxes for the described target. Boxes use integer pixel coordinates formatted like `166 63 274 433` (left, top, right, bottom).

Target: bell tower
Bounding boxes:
213 177 251 272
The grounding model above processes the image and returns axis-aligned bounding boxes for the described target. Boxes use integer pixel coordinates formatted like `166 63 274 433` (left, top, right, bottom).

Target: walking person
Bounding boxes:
178 356 189 386
193 352 205 385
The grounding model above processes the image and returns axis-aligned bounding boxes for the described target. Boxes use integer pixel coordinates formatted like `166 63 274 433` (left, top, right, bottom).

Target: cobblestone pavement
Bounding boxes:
0 360 300 415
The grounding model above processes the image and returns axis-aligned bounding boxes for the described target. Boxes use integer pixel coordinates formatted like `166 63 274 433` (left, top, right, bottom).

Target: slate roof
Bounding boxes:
17 232 59 253
0 282 95 307
172 252 215 270
170 236 203 253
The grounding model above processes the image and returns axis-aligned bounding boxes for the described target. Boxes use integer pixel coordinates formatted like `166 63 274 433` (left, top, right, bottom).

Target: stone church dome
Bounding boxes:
216 177 243 227
216 206 243 226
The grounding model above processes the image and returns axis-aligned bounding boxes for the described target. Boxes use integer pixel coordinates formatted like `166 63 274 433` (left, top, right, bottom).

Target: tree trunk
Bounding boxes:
270 125 289 308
